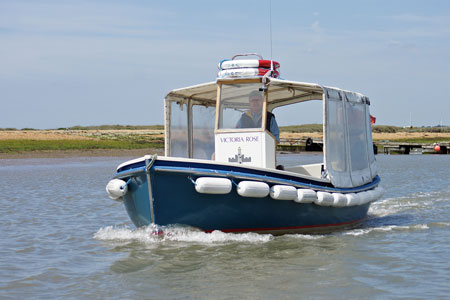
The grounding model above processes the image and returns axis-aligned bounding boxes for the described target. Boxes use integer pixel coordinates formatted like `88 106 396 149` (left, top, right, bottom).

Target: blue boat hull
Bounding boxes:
115 158 378 234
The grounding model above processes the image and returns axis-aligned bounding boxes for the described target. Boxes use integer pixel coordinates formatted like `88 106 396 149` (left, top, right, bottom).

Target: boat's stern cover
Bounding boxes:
323 87 377 188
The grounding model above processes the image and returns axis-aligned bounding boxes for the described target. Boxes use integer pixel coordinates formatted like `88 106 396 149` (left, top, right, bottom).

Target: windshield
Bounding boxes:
217 83 265 130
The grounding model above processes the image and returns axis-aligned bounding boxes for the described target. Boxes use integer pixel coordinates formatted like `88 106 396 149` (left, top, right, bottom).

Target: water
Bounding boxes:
0 154 449 299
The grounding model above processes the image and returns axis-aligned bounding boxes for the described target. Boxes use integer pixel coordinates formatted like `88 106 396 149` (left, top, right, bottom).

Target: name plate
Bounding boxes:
215 131 275 168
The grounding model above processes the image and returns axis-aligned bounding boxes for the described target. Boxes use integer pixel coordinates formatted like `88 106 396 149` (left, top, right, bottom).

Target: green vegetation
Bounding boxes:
279 124 450 134
385 137 449 144
280 124 323 133
57 125 164 130
2 124 448 133
372 125 450 133
0 139 163 153
0 125 164 131
0 128 18 131
372 125 398 133
1 124 449 154
76 131 164 143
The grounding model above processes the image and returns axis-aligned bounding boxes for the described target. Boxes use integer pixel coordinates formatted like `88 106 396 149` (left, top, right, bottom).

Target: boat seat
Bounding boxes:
284 163 323 178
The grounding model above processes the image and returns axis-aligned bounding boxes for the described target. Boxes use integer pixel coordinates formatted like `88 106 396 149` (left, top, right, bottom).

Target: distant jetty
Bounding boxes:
379 141 449 154
277 138 449 155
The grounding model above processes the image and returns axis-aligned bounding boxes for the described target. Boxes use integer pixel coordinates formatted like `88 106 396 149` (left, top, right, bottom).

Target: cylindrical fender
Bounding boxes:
346 193 361 206
332 193 348 207
195 177 232 194
270 185 297 200
237 181 270 198
315 191 334 206
295 189 317 203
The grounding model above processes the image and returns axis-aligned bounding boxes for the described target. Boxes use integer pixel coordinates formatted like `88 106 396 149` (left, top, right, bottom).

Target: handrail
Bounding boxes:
231 53 263 60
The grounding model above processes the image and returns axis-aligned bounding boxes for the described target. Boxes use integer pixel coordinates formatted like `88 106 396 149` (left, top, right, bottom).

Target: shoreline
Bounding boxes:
1 129 449 159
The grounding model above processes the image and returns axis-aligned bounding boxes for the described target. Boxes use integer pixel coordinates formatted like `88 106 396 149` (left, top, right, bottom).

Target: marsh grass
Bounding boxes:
280 124 450 133
280 124 323 133
0 139 163 153
58 125 164 130
387 138 449 143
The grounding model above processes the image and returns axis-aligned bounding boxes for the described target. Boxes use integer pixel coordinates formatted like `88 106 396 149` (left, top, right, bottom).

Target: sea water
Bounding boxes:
0 154 449 299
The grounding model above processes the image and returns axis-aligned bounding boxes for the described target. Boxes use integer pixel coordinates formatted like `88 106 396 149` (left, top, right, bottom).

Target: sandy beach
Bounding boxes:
0 129 164 140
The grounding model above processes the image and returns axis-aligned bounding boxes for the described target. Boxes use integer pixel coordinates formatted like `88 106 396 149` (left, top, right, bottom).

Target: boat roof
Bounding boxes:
165 78 328 109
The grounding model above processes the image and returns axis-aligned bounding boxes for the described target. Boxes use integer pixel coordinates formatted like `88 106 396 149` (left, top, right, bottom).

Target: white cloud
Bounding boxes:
0 1 173 38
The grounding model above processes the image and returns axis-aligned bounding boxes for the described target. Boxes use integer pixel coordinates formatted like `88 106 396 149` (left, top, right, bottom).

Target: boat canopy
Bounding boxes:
165 78 324 109
164 77 377 188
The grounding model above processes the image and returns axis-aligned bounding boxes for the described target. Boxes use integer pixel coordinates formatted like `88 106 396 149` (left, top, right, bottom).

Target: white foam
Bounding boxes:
343 224 430 236
368 191 444 217
287 234 325 240
94 225 272 245
344 229 370 236
93 225 159 243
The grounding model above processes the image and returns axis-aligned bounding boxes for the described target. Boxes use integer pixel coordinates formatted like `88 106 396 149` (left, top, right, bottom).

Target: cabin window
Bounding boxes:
192 105 215 159
346 102 369 172
327 99 348 172
217 83 265 131
169 102 188 158
272 99 324 167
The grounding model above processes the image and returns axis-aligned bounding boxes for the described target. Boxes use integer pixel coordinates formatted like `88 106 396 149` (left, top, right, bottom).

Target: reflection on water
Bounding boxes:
0 154 449 299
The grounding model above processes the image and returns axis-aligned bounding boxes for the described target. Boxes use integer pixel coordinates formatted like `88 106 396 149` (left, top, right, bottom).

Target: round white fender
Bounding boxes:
270 185 297 200
315 191 334 206
346 193 360 206
332 193 348 207
195 177 232 194
295 189 317 203
237 181 270 198
106 179 128 200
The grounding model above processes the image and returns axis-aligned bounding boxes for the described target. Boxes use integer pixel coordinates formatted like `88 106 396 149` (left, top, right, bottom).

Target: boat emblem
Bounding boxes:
228 147 251 164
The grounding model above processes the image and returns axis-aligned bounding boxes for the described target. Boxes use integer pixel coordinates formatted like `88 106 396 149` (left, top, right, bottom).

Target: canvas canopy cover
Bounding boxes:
164 78 377 188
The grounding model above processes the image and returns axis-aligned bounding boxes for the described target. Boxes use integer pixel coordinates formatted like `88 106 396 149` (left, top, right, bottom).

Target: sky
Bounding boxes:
1 0 450 129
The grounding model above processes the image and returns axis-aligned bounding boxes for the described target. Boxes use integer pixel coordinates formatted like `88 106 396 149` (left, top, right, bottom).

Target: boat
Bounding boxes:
106 53 384 235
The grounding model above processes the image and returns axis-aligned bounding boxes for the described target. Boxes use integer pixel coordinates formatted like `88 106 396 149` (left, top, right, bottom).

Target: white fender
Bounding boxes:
315 191 334 206
270 185 297 200
295 189 317 203
332 193 348 207
106 179 128 200
367 190 378 203
195 177 232 194
346 193 360 206
237 181 270 198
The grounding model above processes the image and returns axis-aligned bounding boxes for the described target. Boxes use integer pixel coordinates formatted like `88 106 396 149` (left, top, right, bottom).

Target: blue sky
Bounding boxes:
1 0 450 129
